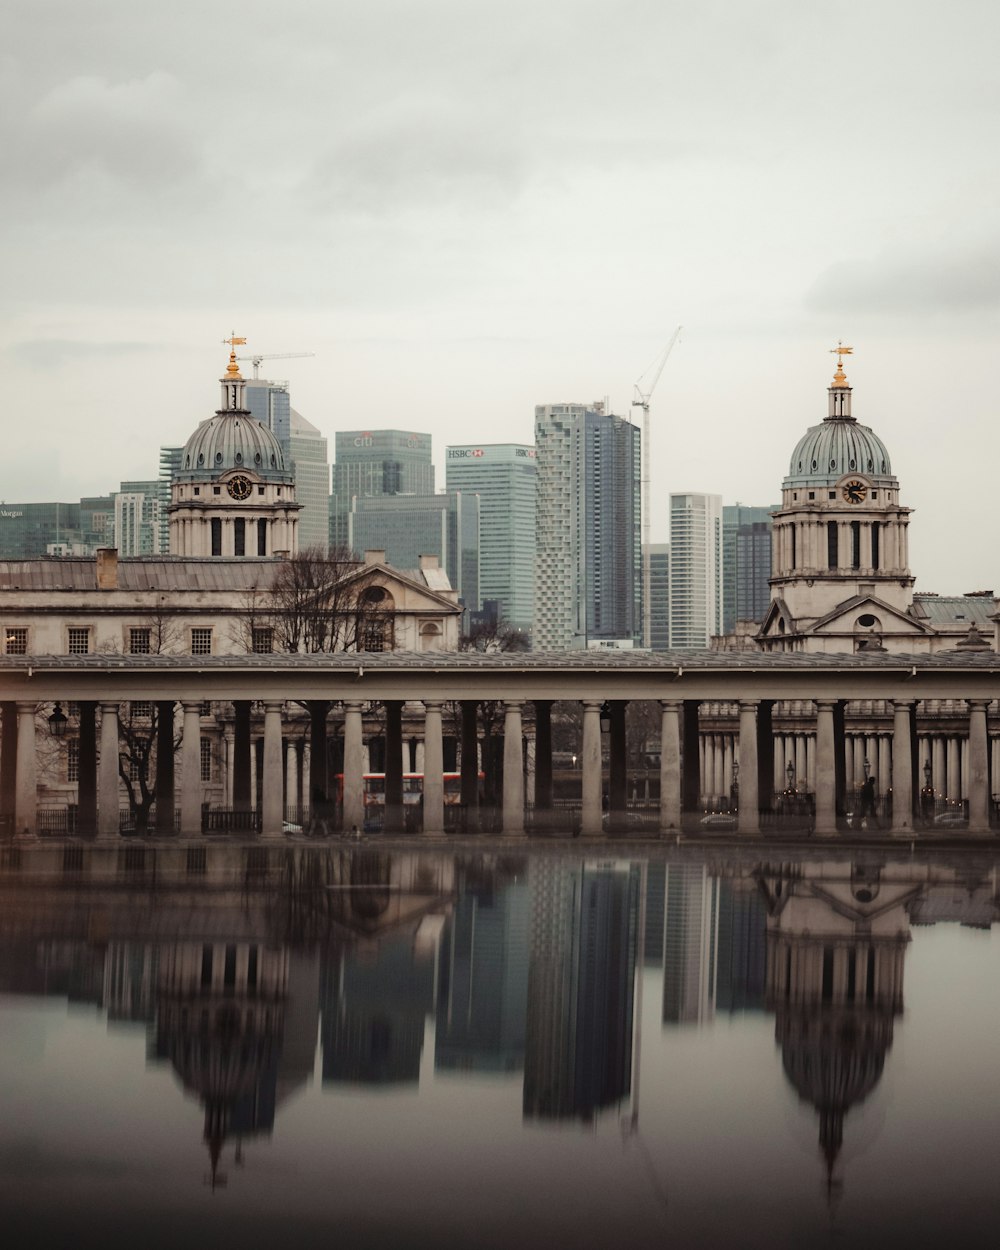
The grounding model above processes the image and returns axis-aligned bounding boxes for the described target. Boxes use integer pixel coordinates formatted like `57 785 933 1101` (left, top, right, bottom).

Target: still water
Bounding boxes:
0 843 998 1250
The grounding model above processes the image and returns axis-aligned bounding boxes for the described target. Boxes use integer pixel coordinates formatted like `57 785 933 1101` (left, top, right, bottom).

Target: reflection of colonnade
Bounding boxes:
2 653 999 840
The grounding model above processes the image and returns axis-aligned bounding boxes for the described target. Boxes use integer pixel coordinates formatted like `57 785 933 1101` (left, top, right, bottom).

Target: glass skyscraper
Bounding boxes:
534 403 641 651
722 503 778 634
331 430 435 551
245 380 329 553
668 492 723 650
445 444 536 633
348 491 480 615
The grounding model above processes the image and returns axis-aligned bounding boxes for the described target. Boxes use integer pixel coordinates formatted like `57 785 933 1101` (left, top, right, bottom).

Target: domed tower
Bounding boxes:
767 346 914 638
169 338 301 557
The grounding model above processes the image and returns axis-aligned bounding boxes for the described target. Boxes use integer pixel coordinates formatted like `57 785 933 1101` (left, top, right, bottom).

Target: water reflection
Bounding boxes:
0 843 998 1246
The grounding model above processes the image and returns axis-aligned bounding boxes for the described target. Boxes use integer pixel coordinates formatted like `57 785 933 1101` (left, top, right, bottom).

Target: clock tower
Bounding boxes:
169 339 301 557
765 347 914 644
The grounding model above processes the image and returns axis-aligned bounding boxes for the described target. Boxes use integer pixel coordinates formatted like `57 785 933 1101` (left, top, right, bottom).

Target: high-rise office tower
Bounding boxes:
722 503 778 634
668 492 723 650
445 444 536 633
649 542 670 651
330 430 434 551
115 481 163 556
245 380 330 552
348 491 480 615
158 447 182 553
534 403 641 651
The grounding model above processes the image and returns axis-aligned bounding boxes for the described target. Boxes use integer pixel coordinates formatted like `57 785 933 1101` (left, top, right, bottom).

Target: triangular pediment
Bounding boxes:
337 561 461 615
810 593 933 636
758 598 795 638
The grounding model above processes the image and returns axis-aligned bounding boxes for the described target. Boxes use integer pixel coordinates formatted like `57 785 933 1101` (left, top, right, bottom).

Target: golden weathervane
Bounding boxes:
829 340 853 386
222 332 246 377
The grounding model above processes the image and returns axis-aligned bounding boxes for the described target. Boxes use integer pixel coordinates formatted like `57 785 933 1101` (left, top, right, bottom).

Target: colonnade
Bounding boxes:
2 687 997 840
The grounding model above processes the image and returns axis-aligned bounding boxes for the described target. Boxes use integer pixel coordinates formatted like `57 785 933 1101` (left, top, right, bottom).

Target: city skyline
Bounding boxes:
4 2 998 596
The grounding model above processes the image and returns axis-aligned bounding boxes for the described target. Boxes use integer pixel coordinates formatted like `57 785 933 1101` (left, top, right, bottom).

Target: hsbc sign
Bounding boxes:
447 447 535 460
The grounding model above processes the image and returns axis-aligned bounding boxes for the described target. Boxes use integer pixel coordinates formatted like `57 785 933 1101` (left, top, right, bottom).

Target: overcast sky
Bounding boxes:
3 0 998 594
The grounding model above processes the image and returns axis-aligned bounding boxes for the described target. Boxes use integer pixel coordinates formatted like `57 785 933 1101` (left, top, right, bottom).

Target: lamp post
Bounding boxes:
730 759 739 812
599 702 611 734
786 760 795 793
921 759 934 823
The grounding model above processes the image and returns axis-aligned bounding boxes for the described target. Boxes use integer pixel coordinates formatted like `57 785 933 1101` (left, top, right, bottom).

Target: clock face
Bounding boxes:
842 479 867 504
227 474 252 501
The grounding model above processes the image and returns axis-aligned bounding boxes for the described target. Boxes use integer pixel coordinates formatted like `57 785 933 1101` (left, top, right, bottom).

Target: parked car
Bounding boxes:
700 812 737 828
933 809 967 827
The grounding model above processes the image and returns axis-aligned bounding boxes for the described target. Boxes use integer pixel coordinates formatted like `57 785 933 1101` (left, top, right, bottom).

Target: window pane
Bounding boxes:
5 628 27 655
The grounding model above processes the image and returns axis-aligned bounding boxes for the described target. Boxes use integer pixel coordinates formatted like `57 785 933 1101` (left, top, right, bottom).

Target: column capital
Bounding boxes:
814 699 838 712
659 699 682 713
966 698 990 712
343 700 364 714
738 699 760 712
890 699 915 713
581 698 603 711
504 699 524 712
422 698 444 713
180 700 202 713
262 700 284 713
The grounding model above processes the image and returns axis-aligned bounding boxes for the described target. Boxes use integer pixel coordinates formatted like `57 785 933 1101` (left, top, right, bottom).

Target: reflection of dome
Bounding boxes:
786 420 892 487
777 1007 894 1177
179 413 288 480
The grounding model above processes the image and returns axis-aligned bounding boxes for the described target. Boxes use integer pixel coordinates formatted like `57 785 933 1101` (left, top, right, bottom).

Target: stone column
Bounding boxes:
14 702 37 838
261 702 284 839
342 701 365 833
737 701 759 835
97 702 120 841
422 700 445 836
180 702 203 836
581 699 603 837
284 740 298 821
794 735 807 792
814 701 837 835
155 701 175 836
501 701 525 836
78 701 98 837
932 736 945 804
659 702 682 834
967 700 990 832
890 700 914 835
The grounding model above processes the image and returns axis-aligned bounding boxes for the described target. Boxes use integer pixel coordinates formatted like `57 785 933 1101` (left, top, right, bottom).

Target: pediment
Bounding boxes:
810 594 933 636
338 562 461 615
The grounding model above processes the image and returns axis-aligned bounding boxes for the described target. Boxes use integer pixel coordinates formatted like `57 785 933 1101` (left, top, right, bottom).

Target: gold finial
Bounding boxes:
222 333 246 378
829 341 853 386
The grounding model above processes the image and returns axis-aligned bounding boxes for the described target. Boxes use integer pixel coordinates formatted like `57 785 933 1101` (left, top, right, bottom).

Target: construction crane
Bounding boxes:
235 351 315 380
632 326 682 650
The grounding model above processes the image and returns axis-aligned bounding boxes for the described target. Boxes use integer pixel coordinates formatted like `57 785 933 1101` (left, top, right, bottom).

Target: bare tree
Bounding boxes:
265 546 395 654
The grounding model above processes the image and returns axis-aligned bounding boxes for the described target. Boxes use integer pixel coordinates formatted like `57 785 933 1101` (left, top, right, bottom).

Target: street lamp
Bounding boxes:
923 760 932 788
599 702 611 734
786 760 795 792
47 703 68 737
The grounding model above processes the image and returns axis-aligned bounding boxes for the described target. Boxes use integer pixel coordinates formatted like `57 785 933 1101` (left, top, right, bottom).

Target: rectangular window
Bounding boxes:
191 628 212 655
234 517 245 557
252 627 273 654
211 518 222 557
851 520 861 570
130 701 153 720
68 627 90 655
5 628 27 655
827 521 838 570
129 627 151 654
361 619 392 652
200 738 212 782
257 518 267 555
68 739 80 782
871 522 880 570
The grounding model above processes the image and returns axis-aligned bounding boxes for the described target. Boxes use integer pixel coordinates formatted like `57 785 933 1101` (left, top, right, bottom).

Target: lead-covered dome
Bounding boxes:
783 351 895 489
178 412 288 481
175 347 293 484
785 419 892 487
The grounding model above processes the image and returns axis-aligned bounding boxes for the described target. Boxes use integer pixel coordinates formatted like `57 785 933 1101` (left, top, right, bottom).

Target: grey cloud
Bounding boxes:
805 241 1000 316
9 340 163 369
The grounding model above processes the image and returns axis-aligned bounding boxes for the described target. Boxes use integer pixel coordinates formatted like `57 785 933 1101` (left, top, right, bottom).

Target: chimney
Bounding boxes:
364 550 386 566
96 548 118 590
418 553 440 571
